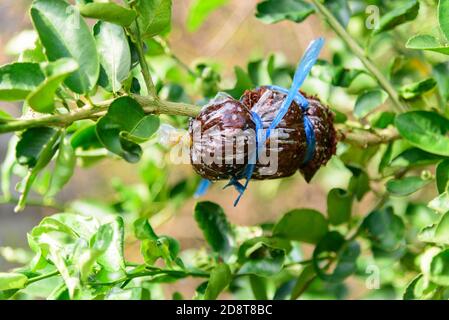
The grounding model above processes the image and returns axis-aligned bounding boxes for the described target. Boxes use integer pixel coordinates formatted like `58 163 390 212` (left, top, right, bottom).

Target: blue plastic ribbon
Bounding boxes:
194 37 325 205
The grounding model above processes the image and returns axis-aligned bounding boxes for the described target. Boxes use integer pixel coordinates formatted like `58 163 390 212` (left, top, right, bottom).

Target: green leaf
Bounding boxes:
27 58 79 113
256 0 315 24
204 263 231 300
399 78 436 100
47 132 76 197
0 273 28 291
433 63 449 104
373 0 419 35
96 97 160 162
421 211 449 245
194 201 234 259
237 237 289 277
389 148 443 168
16 127 58 167
437 160 449 194
95 217 126 282
273 209 328 244
249 275 268 300
0 63 45 101
439 0 449 42
290 264 315 300
429 191 449 214
313 231 360 283
131 0 172 39
31 0 100 94
94 22 131 93
79 2 137 27
187 0 228 32
347 166 370 201
225 66 254 99
395 111 449 157
79 223 114 281
430 249 449 286
354 89 388 118
406 35 449 55
361 207 405 252
403 274 438 300
327 188 353 226
134 218 158 241
386 176 431 196
1 137 18 200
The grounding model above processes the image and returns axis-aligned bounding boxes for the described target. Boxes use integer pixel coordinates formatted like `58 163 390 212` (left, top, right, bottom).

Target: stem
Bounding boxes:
131 22 158 98
0 96 201 134
95 267 209 286
0 196 65 211
310 0 407 113
26 270 59 285
336 126 400 148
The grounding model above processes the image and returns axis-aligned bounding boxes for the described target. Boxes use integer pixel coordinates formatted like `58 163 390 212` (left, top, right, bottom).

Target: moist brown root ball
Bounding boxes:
298 93 337 182
241 87 307 179
189 94 256 181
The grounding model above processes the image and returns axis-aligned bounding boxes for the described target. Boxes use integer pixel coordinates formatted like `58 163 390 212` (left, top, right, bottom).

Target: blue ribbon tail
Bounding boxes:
194 179 212 198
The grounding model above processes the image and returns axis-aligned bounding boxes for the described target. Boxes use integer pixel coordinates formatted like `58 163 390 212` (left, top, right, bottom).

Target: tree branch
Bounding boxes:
336 126 400 148
0 96 201 134
310 0 407 113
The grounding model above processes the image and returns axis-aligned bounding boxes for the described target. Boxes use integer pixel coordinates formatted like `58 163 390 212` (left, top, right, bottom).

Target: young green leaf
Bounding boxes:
395 111 449 157
27 58 79 113
204 263 231 300
256 0 315 24
439 0 449 42
373 0 419 35
327 188 353 226
354 89 388 118
273 209 328 244
31 0 100 94
130 0 172 39
47 132 76 197
79 2 137 27
94 22 131 93
194 201 234 259
0 273 28 291
0 63 45 101
406 35 449 55
398 78 436 100
386 176 431 196
187 0 228 32
436 160 449 194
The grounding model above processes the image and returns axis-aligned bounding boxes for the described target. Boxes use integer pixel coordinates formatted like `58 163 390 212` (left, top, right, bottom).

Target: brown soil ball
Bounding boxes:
241 87 307 179
189 94 256 181
299 93 337 182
